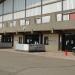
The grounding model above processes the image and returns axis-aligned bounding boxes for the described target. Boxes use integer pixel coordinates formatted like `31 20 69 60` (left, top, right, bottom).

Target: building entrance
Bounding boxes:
62 34 75 52
24 34 43 44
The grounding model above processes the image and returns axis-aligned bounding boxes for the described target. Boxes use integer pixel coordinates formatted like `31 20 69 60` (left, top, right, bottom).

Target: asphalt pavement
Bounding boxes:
0 51 75 75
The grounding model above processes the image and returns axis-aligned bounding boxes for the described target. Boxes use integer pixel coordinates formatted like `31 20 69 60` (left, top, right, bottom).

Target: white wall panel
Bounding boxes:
4 0 13 14
43 2 62 14
3 14 12 21
14 0 25 11
26 7 41 17
0 4 3 15
14 11 25 19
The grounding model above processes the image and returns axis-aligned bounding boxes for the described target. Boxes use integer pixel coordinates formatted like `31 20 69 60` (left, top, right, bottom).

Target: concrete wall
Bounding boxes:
13 34 23 49
13 33 59 52
44 34 59 52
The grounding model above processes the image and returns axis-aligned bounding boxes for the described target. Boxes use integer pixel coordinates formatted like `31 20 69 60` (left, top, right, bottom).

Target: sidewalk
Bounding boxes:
0 49 75 61
29 51 75 61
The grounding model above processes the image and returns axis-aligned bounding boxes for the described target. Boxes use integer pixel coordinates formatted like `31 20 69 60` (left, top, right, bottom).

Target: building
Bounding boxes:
0 0 75 52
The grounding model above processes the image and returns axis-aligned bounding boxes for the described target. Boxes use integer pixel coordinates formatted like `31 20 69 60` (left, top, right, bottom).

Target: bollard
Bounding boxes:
64 50 68 56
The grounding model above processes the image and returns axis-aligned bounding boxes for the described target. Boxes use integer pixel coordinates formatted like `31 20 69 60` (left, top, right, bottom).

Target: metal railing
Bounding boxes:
29 44 45 52
0 42 12 48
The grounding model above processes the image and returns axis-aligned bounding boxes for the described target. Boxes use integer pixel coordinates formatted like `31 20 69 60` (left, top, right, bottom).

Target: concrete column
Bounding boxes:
44 34 59 52
13 35 19 49
13 34 24 49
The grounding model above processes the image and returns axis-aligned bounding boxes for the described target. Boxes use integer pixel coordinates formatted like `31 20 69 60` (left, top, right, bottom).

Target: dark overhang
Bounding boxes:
0 0 6 3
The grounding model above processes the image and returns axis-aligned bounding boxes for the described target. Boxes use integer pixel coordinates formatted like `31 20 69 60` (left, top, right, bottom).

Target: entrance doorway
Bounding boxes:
62 34 75 52
24 34 43 44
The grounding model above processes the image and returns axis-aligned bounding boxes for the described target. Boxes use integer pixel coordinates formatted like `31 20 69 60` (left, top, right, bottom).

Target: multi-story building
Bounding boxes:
0 0 75 52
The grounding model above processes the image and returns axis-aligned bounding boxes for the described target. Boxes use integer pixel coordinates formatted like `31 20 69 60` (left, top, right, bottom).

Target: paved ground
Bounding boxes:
0 50 75 75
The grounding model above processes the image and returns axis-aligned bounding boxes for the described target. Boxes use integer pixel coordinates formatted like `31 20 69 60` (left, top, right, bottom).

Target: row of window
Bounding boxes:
19 35 49 45
0 0 62 15
0 16 50 28
0 0 75 22
57 13 75 21
0 0 75 14
0 0 75 16
0 12 75 28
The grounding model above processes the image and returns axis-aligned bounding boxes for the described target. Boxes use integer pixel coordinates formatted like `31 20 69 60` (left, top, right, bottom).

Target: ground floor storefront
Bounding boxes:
0 31 75 52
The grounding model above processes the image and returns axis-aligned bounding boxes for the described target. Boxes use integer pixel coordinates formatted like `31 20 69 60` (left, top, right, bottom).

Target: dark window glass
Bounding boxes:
44 36 48 45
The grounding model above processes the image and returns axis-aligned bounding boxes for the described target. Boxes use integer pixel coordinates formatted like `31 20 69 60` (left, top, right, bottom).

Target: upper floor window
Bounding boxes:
20 19 25 26
57 14 62 21
63 0 75 10
0 3 3 15
14 0 25 12
26 0 41 8
43 2 62 14
63 14 69 21
43 0 58 4
14 11 25 19
4 0 13 14
26 7 41 17
69 13 75 21
42 16 50 23
3 14 13 21
25 20 30 25
36 18 41 24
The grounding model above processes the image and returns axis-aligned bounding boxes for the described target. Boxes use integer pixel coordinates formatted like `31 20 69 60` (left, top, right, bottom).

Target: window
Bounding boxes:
36 18 41 24
3 14 13 21
69 13 75 20
42 16 50 23
4 0 13 14
20 19 25 26
44 36 49 45
19 37 23 44
26 7 41 17
63 0 75 10
43 2 62 14
26 20 30 25
0 3 3 15
14 0 25 12
14 11 25 19
63 14 69 21
43 0 58 4
57 14 62 21
26 0 41 8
